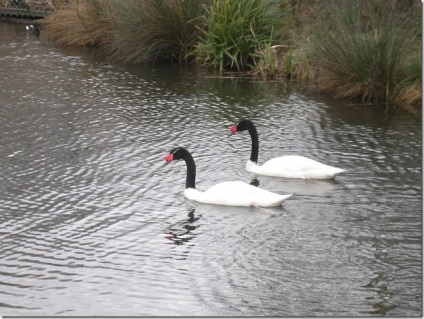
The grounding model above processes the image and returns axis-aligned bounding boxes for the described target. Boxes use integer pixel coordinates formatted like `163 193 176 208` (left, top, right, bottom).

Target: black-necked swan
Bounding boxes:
164 147 292 207
229 119 346 179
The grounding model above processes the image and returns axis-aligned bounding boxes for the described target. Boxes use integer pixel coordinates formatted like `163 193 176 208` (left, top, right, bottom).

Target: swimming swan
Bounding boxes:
164 147 292 207
229 119 345 179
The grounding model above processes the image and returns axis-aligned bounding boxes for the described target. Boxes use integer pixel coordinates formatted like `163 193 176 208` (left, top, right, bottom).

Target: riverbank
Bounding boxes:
3 0 421 113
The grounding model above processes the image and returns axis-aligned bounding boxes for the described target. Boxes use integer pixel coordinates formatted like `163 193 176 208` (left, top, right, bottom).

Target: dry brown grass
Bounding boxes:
297 0 421 111
41 0 208 63
397 84 421 109
105 0 208 64
287 38 318 83
0 0 66 10
41 0 114 47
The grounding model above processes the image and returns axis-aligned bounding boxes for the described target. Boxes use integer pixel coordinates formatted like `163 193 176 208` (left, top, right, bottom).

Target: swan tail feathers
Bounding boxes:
275 194 293 206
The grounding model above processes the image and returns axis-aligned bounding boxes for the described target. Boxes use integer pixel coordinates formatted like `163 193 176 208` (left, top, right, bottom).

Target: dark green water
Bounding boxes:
0 21 421 316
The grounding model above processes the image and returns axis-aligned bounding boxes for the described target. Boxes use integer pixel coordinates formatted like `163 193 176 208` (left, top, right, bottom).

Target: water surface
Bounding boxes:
0 22 421 316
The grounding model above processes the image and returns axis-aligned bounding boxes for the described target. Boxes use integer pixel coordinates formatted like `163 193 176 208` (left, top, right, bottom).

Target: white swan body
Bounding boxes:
184 181 292 207
165 147 292 207
246 156 345 179
230 119 346 180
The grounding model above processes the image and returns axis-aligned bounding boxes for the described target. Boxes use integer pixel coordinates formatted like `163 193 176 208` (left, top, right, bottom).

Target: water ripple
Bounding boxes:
0 22 421 316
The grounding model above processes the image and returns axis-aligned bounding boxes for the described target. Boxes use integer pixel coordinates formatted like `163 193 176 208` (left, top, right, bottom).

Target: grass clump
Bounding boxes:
397 51 422 108
42 0 209 63
41 0 421 111
195 0 285 73
105 0 210 64
307 0 420 104
41 0 114 47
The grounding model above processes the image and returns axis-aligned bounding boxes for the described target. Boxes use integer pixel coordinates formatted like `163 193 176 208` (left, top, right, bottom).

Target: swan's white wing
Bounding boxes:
185 181 291 207
253 156 345 179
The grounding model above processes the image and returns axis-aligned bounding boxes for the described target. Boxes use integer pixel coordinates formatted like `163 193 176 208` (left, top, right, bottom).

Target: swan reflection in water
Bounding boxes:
164 209 201 245
250 178 260 187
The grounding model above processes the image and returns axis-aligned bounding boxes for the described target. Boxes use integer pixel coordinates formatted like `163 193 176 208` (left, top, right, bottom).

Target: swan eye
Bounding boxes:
169 147 179 155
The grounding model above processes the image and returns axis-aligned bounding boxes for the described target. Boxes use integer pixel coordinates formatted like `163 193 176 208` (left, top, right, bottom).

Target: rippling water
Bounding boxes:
0 22 421 316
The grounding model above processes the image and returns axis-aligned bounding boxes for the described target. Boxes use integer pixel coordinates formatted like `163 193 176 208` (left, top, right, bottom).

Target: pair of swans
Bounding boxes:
164 119 345 208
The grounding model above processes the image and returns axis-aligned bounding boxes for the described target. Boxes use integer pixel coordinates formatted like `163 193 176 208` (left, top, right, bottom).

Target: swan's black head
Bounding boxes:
229 118 253 134
164 147 196 189
164 147 189 162
229 118 259 163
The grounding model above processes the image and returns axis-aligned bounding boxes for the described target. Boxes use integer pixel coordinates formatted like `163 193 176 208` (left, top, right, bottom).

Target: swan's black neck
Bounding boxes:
237 119 259 163
171 147 196 189
184 153 196 189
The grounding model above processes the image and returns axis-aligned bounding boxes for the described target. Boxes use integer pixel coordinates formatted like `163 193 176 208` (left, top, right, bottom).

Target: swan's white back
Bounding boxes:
184 181 292 207
246 155 345 179
230 119 345 180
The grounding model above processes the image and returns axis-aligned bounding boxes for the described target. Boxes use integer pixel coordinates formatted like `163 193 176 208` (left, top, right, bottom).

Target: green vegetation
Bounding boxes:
306 0 420 105
41 0 421 111
105 0 209 63
42 0 208 63
194 0 283 73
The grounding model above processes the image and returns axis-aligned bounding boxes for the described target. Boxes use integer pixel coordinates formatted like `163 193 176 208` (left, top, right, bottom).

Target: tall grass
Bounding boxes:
41 0 114 47
309 0 420 103
397 50 422 108
252 44 292 80
195 0 282 73
105 0 210 64
41 0 421 111
42 0 209 63
284 37 318 82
